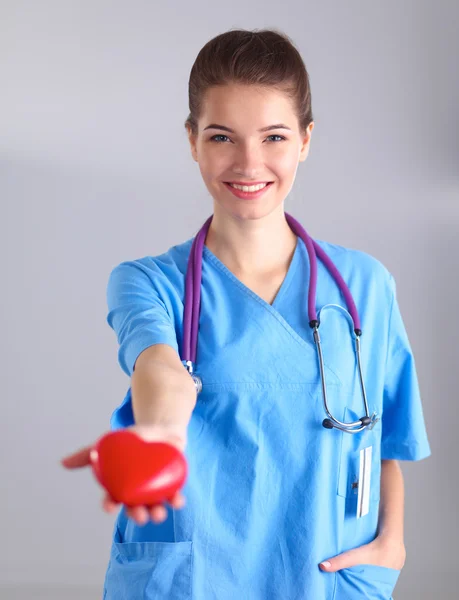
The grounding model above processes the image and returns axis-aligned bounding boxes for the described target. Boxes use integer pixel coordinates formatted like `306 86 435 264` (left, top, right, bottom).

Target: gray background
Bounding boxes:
2 1 457 598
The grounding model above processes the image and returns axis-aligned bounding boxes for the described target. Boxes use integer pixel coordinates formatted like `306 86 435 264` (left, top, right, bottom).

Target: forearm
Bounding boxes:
377 459 405 543
131 344 197 436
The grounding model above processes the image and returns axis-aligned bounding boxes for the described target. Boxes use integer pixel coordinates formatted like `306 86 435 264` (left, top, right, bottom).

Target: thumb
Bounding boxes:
319 544 371 573
60 446 93 469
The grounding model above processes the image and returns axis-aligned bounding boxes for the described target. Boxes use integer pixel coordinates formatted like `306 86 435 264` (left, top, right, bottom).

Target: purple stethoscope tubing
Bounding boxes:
182 212 377 433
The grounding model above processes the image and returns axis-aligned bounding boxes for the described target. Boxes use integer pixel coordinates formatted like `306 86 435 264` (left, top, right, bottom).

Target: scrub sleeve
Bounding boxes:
105 260 180 377
381 275 431 461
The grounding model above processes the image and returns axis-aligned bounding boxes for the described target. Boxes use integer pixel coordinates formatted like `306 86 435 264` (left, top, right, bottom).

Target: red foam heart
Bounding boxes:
89 430 187 507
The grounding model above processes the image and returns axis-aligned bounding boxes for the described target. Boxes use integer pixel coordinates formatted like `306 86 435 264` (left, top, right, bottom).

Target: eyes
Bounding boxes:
209 134 287 144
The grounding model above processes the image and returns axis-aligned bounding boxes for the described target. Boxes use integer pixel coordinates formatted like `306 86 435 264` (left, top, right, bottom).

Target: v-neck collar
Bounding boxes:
200 237 341 383
202 236 301 309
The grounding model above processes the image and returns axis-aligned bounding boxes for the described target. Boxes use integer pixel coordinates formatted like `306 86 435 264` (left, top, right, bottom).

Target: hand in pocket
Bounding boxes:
319 536 406 572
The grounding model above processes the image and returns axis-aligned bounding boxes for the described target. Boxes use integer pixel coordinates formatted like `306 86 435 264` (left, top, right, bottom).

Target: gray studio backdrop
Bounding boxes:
2 2 458 599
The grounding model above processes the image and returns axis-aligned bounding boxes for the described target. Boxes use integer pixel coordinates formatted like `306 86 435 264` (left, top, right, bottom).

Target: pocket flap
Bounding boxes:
104 540 193 599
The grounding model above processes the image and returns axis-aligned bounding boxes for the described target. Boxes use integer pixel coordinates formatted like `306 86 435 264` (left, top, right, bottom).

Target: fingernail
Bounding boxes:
320 561 331 568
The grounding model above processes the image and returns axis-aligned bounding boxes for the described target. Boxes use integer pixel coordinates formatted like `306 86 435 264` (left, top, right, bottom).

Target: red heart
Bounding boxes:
89 430 187 507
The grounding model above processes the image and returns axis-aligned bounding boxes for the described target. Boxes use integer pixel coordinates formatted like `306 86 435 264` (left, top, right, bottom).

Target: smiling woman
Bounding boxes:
60 27 431 600
186 82 313 227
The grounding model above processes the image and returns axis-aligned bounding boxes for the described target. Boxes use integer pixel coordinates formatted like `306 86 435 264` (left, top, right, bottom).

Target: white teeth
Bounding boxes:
229 182 268 192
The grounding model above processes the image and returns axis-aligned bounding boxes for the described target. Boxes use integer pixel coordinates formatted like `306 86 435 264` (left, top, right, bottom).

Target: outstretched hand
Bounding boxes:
60 425 187 526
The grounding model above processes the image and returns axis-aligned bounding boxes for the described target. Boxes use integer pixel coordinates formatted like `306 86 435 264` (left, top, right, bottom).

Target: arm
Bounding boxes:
131 343 198 447
377 459 405 543
373 458 406 569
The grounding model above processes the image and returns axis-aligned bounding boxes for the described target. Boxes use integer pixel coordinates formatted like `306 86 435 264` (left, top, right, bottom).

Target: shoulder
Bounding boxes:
106 238 194 302
313 238 393 288
312 238 398 330
108 238 193 281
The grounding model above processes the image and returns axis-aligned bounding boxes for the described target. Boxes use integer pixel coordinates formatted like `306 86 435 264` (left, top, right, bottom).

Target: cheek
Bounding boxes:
198 153 228 180
271 151 299 177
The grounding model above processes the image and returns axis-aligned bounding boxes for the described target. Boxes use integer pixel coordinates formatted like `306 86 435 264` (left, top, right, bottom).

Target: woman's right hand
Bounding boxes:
61 424 188 526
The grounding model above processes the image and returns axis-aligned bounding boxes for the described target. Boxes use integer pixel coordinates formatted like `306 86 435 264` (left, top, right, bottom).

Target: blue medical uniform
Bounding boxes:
102 234 431 600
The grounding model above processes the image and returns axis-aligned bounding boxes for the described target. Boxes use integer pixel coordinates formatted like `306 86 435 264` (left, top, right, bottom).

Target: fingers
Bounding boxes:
126 505 150 524
144 491 186 523
148 505 168 523
125 503 168 525
102 493 119 514
123 492 186 526
126 505 168 524
61 446 93 469
100 489 187 526
169 491 186 509
101 494 149 524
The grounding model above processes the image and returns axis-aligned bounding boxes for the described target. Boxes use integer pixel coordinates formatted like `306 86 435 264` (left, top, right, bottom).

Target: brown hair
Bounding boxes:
184 28 314 137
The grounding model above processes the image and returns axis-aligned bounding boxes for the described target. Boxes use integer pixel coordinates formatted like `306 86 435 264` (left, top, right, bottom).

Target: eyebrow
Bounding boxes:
203 123 292 133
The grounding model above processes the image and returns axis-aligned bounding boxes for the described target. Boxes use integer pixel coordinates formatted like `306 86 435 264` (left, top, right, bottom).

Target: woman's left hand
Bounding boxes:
318 535 406 572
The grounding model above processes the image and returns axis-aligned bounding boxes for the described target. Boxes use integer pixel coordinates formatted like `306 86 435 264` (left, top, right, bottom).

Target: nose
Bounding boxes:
232 141 265 179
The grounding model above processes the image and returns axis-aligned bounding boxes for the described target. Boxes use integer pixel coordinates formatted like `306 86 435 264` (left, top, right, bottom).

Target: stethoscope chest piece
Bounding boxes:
183 360 202 395
367 412 380 430
192 374 202 394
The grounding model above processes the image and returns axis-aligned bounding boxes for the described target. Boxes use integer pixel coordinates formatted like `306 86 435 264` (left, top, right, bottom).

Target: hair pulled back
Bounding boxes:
184 28 313 136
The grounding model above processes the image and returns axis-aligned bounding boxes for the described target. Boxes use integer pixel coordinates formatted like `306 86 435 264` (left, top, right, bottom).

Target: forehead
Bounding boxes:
200 84 296 125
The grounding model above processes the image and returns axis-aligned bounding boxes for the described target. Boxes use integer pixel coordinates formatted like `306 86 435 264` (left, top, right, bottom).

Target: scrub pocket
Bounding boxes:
334 564 401 600
103 539 193 600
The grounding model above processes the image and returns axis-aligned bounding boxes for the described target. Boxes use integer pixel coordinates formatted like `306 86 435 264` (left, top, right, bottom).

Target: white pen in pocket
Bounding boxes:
357 445 372 518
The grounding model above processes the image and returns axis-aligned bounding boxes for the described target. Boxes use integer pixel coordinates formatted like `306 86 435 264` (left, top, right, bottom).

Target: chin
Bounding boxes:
215 200 284 222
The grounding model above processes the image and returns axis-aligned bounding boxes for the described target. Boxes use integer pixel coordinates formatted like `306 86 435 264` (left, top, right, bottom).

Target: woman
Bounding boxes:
62 28 431 599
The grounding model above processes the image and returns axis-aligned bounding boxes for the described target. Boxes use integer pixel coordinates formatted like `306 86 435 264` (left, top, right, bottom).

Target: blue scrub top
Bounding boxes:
102 234 431 600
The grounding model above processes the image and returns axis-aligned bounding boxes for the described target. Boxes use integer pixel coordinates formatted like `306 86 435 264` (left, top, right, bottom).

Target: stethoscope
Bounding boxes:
181 213 379 434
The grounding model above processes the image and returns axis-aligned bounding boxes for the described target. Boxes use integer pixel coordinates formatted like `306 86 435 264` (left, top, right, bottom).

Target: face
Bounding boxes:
187 83 314 221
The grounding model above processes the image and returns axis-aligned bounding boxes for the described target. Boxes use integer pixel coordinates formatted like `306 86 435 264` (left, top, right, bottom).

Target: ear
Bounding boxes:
299 122 314 162
186 125 198 162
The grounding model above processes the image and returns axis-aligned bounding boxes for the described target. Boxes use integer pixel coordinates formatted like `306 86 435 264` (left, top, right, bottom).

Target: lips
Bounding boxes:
226 181 273 186
223 181 274 199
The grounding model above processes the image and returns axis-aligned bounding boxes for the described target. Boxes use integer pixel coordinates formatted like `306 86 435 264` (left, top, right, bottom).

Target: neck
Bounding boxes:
205 205 298 276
